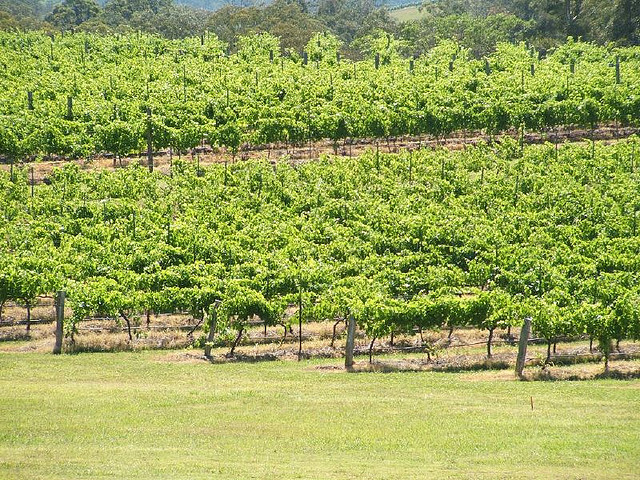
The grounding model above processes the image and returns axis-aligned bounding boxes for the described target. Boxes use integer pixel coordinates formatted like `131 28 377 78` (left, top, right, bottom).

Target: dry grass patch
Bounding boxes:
3 316 640 381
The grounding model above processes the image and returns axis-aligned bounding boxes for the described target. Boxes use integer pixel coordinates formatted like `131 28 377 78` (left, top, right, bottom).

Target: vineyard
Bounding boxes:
0 31 639 165
1 29 640 374
2 134 640 373
2 20 640 480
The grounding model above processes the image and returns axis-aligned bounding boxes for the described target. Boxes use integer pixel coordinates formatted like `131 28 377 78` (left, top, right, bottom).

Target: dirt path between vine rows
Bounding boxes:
1 125 637 184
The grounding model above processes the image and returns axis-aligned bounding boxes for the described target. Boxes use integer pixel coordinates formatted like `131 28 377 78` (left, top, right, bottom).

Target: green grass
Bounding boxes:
1 351 639 479
390 5 429 22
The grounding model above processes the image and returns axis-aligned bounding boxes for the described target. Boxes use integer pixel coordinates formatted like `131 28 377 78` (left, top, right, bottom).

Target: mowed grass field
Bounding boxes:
390 5 429 22
1 351 639 479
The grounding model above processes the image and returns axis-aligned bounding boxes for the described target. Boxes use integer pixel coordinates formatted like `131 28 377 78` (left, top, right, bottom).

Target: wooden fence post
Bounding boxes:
204 302 220 358
345 313 356 369
146 107 153 173
297 286 303 361
66 96 73 120
515 317 531 379
53 291 65 354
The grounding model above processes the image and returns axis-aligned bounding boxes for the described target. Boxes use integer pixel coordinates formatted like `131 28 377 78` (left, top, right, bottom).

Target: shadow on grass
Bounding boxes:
0 333 31 342
62 338 191 354
431 359 511 373
523 368 640 382
340 358 512 374
595 369 640 380
206 352 280 364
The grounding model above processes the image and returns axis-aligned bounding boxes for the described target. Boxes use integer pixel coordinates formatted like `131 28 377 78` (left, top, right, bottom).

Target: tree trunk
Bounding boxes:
368 336 377 364
448 325 454 340
146 310 151 329
229 327 244 357
589 336 593 353
25 302 31 334
331 319 342 348
119 311 133 341
600 337 612 373
390 331 394 347
544 340 552 368
186 312 205 337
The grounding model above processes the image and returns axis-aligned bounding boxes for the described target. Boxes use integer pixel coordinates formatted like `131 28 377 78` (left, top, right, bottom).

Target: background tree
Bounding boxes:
102 0 173 24
45 0 100 28
260 0 325 52
0 10 21 30
131 4 209 39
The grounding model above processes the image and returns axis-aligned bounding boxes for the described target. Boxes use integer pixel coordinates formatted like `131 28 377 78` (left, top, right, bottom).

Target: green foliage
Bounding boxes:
306 31 341 65
0 34 639 164
237 32 280 63
352 29 404 65
218 282 281 333
1 35 640 353
45 0 100 28
103 0 173 23
95 119 143 158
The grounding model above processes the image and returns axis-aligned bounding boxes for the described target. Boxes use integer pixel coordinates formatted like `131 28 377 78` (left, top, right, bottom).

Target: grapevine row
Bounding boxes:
1 139 639 366
0 32 638 163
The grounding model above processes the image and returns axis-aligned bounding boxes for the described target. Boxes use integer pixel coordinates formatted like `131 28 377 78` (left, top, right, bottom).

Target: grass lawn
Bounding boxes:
0 351 639 479
390 6 429 23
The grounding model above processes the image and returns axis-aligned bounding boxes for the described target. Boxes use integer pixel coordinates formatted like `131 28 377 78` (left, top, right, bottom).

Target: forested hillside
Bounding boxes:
173 1 416 11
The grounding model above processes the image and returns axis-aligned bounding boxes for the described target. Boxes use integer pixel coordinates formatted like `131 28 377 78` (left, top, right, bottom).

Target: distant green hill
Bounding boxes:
0 0 57 17
2 0 419 16
173 0 231 10
389 4 427 22
173 0 416 12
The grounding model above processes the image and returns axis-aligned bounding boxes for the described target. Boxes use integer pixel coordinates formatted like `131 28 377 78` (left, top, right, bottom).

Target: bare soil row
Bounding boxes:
1 125 637 184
